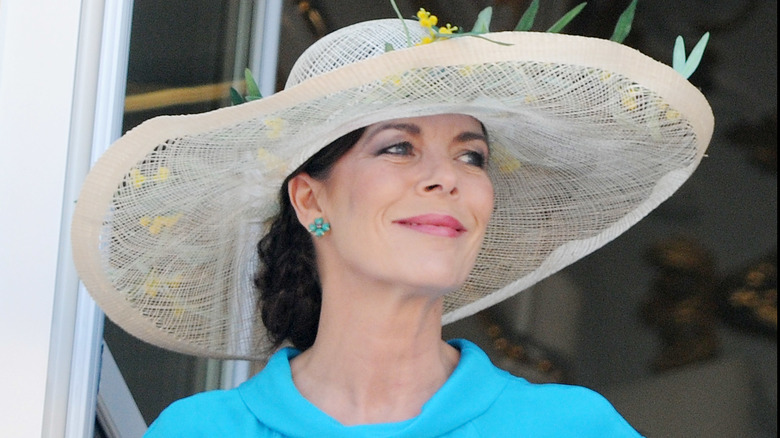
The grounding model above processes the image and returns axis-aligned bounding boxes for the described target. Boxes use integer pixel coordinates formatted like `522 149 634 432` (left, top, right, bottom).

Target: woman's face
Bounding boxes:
305 114 494 296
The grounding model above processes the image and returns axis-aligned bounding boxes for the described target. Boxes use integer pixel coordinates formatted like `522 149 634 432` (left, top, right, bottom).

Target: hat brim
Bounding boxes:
72 30 713 360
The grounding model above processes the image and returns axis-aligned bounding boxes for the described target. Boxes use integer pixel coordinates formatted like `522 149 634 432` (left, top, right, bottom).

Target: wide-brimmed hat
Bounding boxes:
71 16 713 360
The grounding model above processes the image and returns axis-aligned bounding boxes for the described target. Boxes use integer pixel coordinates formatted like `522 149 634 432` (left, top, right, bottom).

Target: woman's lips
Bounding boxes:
394 214 466 237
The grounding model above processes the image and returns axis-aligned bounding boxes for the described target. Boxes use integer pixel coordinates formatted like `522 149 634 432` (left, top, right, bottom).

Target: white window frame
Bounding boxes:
25 1 283 437
0 0 108 437
41 1 135 437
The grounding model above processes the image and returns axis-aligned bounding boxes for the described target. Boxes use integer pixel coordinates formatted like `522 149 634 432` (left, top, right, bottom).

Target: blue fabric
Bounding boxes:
145 339 643 437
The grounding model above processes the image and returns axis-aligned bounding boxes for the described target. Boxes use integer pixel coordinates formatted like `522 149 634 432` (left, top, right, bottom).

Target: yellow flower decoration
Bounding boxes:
264 117 286 139
167 274 183 289
438 23 458 35
382 74 403 86
620 87 640 111
143 274 160 297
655 102 680 120
417 35 434 46
622 95 637 111
499 157 523 174
130 167 169 187
148 219 164 235
458 66 474 76
142 272 182 297
665 108 681 120
130 168 146 188
411 7 466 45
257 148 288 175
153 167 170 182
141 213 182 235
417 8 437 28
492 144 523 174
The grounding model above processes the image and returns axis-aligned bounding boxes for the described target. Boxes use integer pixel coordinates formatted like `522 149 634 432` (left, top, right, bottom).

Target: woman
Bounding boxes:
71 8 713 437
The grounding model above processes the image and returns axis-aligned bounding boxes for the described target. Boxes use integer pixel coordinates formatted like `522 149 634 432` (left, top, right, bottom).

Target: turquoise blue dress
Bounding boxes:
145 339 643 437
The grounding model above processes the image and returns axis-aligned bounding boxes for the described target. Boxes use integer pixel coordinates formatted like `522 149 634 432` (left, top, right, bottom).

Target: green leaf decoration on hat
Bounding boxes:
229 87 245 106
610 0 637 43
546 2 587 33
244 68 262 101
389 0 412 48
673 32 710 79
514 0 539 31
230 68 263 105
470 7 493 34
429 7 513 46
397 1 708 82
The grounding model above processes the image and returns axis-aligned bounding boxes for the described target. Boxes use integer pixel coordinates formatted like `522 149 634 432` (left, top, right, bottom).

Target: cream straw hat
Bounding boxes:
71 16 713 360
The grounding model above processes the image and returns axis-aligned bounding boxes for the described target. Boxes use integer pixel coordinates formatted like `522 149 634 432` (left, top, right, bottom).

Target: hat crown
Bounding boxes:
285 19 428 88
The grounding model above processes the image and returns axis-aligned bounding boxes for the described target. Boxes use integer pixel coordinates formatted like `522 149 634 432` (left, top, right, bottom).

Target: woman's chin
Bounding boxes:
391 267 470 297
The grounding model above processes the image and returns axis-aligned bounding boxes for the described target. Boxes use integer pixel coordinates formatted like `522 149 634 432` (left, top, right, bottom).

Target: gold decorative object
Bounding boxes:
641 236 720 371
718 251 777 337
479 312 567 384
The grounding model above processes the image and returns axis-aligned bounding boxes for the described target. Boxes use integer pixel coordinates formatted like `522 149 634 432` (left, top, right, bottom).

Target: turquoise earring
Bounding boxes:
308 217 331 237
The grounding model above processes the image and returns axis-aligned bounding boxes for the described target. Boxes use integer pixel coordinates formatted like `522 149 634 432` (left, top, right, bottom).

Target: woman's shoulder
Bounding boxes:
143 349 300 437
450 340 642 436
157 387 244 417
488 378 643 436
143 384 286 437
498 376 615 410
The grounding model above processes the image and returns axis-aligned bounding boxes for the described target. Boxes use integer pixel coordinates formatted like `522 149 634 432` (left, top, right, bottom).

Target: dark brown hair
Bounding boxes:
255 128 365 350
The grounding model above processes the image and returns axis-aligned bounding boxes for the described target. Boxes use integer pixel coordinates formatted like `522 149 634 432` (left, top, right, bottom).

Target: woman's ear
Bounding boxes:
288 173 323 227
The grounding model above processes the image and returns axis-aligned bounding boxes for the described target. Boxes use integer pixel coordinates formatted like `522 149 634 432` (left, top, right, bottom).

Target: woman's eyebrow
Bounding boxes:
455 131 488 145
363 123 487 146
364 123 421 143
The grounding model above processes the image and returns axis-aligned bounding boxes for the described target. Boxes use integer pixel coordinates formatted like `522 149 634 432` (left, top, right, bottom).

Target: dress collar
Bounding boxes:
237 339 510 437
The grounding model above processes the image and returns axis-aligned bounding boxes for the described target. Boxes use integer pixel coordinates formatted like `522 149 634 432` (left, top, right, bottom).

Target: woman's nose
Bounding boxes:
417 153 458 196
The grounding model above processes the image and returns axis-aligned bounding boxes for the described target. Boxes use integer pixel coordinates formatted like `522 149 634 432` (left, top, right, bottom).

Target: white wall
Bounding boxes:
0 0 84 436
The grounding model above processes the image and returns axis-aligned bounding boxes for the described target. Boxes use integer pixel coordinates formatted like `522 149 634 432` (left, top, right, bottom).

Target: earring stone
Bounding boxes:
308 217 331 237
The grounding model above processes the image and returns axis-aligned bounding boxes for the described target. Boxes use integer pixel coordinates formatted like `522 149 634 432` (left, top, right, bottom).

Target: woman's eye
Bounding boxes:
380 142 413 156
459 150 487 168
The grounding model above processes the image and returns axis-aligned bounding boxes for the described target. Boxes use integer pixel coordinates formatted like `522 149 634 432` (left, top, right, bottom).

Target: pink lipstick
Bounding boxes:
394 214 466 237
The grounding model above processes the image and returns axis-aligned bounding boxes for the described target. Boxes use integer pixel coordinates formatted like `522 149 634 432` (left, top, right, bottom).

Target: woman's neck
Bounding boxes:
289 284 460 425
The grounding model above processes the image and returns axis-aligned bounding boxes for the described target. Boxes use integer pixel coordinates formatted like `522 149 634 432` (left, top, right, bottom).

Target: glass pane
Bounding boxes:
122 0 249 133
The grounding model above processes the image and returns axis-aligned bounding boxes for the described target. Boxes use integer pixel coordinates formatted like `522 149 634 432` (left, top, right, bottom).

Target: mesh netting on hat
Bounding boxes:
72 20 712 360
